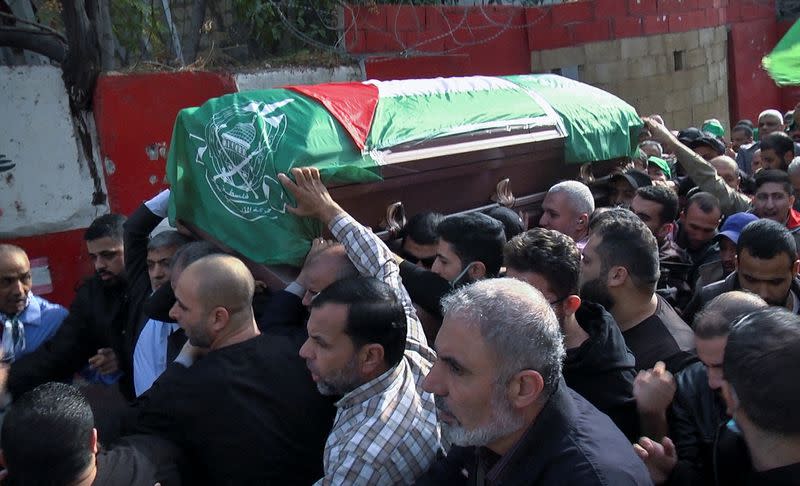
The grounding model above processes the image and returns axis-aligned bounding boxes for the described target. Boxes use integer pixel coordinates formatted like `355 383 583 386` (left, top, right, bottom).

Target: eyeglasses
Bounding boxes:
400 251 436 269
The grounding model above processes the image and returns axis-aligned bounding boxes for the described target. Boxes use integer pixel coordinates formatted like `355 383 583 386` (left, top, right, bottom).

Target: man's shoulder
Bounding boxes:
29 294 67 317
559 391 651 483
700 273 736 301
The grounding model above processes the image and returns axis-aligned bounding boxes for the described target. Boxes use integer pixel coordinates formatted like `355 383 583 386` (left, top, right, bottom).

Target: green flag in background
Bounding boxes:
167 89 380 267
763 19 800 86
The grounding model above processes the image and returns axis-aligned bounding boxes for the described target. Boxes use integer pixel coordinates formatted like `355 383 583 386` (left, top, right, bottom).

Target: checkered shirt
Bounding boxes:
314 213 440 486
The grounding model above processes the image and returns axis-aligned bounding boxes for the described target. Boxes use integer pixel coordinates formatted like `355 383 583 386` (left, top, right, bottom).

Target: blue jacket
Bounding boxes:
3 294 67 360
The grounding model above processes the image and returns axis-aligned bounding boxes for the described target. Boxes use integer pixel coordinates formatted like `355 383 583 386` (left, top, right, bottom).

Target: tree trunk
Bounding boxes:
93 0 116 70
183 0 207 64
61 0 101 110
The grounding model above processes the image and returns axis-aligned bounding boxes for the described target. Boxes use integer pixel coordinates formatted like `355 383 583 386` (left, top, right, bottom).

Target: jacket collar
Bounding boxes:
485 380 574 484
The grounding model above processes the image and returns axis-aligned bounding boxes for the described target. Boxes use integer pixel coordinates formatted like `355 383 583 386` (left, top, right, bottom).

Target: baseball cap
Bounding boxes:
716 212 759 244
702 119 725 138
678 127 725 155
611 169 653 190
647 156 672 178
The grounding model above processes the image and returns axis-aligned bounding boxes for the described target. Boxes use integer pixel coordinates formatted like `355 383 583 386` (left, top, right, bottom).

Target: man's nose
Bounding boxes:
10 279 25 297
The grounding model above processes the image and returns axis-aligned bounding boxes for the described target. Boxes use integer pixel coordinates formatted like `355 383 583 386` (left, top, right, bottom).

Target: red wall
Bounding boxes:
347 0 788 124
11 72 238 307
15 0 794 306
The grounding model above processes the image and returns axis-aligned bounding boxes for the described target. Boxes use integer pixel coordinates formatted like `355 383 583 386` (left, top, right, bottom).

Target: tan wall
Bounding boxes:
531 26 729 133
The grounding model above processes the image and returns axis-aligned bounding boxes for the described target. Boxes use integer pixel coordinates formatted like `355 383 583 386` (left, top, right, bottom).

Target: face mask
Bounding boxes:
450 262 475 288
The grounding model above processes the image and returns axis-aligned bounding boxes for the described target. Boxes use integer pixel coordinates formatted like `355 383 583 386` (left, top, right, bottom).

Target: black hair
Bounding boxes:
693 291 766 339
754 169 794 196
685 191 721 215
732 124 754 138
2 383 95 484
736 218 797 264
760 132 795 164
484 206 525 241
84 213 126 242
736 119 754 129
503 228 580 298
590 208 660 289
724 308 800 434
311 276 407 367
738 170 757 196
436 213 506 277
636 185 679 224
400 211 443 246
172 241 224 271
147 230 192 252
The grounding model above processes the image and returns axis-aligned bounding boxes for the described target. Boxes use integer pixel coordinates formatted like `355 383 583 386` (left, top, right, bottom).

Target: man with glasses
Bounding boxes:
580 209 695 374
395 212 506 327
503 228 639 440
397 212 443 269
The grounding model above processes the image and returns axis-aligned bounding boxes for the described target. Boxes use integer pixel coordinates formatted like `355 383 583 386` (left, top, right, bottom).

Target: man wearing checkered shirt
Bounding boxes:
279 167 441 485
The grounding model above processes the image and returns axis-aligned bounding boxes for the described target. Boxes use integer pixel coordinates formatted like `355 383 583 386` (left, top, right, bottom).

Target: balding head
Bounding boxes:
695 291 767 339
0 244 31 316
710 156 740 190
170 254 256 348
0 244 27 261
299 243 358 307
187 255 254 315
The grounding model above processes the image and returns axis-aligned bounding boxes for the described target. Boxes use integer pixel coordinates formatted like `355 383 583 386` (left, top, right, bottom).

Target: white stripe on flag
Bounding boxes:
364 76 521 98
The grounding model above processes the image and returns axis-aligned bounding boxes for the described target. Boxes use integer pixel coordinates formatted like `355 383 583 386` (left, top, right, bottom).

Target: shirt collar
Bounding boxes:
335 359 405 409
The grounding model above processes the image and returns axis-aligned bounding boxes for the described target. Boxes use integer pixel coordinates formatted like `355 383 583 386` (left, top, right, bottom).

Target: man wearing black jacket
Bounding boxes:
397 212 505 322
504 228 639 440
684 218 800 322
129 254 335 485
417 278 650 485
635 291 765 485
7 214 131 399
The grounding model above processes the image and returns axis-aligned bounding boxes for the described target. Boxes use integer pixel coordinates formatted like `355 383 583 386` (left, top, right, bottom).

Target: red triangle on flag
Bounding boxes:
286 82 379 151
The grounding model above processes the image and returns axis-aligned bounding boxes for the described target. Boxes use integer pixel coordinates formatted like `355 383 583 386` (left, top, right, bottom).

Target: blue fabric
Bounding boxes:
0 294 67 361
133 318 179 396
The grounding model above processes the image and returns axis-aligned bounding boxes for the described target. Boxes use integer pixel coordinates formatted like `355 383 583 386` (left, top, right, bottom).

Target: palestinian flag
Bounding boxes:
167 75 639 266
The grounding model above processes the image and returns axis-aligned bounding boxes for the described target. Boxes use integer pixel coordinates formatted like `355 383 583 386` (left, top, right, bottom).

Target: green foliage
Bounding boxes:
110 0 168 61
233 0 339 56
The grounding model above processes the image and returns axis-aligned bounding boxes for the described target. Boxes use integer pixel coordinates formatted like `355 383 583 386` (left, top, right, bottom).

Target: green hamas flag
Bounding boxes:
763 19 800 86
166 89 380 267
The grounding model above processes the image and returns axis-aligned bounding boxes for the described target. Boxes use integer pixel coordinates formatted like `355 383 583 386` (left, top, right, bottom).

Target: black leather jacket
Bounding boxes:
668 362 750 485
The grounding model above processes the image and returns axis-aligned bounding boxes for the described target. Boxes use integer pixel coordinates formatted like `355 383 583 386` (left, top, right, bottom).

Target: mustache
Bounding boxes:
434 395 452 415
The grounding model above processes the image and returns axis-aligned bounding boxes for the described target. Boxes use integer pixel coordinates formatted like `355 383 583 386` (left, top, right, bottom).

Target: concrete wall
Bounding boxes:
0 65 107 237
531 26 729 130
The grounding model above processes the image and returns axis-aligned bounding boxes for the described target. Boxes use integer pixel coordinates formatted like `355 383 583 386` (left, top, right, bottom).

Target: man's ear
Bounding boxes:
793 259 800 276
607 265 629 288
358 344 386 376
576 213 589 231
562 295 581 318
657 222 674 242
90 428 99 455
469 261 487 280
210 307 230 333
507 370 545 409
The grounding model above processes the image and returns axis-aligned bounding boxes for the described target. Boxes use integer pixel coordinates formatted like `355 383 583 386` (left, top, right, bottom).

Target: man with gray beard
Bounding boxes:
415 278 651 485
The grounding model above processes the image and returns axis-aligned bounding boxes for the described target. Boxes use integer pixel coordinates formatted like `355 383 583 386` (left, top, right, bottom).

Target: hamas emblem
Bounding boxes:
196 98 294 221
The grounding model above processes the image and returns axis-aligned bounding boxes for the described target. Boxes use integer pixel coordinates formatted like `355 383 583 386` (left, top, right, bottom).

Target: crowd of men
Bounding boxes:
1 109 800 485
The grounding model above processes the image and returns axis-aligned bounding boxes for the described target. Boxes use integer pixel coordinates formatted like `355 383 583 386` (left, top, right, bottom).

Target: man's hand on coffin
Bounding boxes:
279 167 344 224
